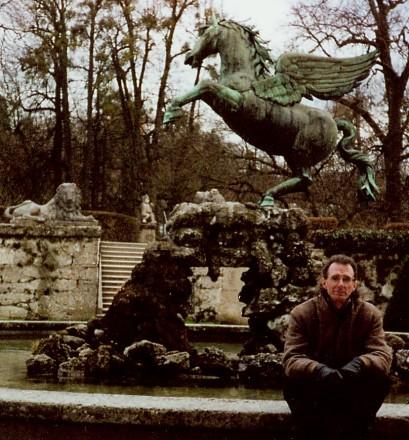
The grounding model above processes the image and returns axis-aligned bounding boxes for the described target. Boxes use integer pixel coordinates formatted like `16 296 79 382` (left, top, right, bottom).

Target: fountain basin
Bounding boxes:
1 320 409 439
0 388 408 440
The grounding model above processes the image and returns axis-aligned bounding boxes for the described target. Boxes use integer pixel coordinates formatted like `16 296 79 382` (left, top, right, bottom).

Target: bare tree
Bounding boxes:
290 0 409 220
15 0 75 184
73 0 106 205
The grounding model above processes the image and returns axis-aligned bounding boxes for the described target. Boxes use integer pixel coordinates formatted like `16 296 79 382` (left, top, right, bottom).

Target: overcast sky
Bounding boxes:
215 0 297 53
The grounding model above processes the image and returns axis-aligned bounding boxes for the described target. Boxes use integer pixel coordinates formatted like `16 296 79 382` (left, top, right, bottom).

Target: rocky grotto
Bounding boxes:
26 201 409 386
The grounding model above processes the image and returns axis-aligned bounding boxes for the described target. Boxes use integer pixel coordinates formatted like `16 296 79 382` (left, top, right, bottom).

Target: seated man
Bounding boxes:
283 254 392 440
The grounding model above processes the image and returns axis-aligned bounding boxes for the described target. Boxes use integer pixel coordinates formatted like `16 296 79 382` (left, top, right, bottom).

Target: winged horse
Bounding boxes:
164 17 379 207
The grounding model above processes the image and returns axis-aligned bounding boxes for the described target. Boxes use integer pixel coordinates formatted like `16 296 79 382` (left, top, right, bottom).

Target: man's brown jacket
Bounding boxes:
283 292 392 378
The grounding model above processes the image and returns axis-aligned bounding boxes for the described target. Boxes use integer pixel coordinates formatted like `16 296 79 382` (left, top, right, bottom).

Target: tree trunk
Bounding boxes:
383 133 403 221
82 5 98 206
60 1 72 181
52 78 63 187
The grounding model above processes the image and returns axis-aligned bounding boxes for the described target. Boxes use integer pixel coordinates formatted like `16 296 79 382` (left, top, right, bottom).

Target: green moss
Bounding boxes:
311 229 409 255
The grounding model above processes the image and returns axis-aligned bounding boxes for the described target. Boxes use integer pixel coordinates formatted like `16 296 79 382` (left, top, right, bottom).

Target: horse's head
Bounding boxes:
185 17 221 68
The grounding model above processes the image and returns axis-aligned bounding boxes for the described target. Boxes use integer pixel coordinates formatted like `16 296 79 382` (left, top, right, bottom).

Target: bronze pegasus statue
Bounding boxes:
164 16 379 207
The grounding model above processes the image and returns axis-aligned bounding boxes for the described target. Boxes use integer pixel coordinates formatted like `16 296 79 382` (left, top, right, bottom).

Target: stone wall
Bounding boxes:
0 222 101 320
189 267 247 324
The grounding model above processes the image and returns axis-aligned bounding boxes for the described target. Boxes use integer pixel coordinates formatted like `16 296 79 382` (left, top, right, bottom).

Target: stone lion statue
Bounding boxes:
140 194 156 225
193 188 225 204
3 183 96 223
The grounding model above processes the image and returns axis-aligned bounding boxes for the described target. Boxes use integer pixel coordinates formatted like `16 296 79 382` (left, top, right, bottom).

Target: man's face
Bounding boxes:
321 262 357 309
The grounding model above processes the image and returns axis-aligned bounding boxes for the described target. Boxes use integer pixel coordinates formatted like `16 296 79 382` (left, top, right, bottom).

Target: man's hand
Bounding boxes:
314 363 343 388
340 357 364 381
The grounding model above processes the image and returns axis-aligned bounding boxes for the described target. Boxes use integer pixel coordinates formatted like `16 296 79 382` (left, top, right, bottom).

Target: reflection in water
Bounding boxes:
0 337 281 399
0 337 407 403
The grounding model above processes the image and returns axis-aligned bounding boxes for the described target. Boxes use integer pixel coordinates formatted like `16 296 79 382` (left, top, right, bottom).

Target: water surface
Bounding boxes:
0 337 282 399
1 337 407 403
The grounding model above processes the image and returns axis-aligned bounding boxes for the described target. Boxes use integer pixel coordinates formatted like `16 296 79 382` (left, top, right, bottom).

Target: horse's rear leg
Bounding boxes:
260 168 312 208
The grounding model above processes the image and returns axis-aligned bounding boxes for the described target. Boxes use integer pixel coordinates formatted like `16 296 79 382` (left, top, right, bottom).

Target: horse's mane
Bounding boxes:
216 19 274 79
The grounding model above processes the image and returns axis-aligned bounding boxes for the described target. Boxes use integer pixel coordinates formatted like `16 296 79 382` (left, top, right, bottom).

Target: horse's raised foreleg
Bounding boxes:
164 80 242 124
260 168 313 208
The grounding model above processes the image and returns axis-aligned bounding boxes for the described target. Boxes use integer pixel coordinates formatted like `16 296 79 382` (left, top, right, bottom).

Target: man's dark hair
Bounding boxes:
321 254 358 279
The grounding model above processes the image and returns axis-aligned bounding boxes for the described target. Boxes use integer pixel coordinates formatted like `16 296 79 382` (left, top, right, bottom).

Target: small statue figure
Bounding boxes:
140 194 156 225
3 183 96 223
193 188 225 204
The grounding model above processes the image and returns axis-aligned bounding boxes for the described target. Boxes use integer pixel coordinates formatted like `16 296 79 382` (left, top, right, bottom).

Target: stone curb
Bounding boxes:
0 387 407 438
0 387 289 429
2 321 409 341
0 321 251 340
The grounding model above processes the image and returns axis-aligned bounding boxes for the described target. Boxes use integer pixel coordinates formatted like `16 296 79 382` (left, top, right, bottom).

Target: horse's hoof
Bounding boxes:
259 195 275 208
163 107 184 124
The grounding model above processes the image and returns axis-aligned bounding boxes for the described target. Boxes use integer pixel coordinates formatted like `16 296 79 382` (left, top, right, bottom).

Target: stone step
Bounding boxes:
101 268 134 275
102 292 117 298
102 284 123 289
101 239 147 245
101 256 143 263
101 262 137 268
102 281 127 287
101 250 144 257
101 291 121 298
101 259 142 270
99 240 147 313
102 269 132 274
100 246 146 251
101 243 146 249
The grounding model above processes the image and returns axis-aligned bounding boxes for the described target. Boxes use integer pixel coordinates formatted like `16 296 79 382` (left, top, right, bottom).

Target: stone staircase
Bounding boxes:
99 241 147 314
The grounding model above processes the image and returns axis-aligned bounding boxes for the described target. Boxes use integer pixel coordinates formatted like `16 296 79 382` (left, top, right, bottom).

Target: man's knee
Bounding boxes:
283 377 323 418
350 373 391 415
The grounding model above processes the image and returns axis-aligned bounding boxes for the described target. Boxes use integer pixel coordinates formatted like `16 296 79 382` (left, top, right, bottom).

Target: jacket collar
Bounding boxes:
320 290 355 317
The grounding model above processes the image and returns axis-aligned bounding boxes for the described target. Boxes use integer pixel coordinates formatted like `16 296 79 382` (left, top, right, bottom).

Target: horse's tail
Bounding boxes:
335 118 379 201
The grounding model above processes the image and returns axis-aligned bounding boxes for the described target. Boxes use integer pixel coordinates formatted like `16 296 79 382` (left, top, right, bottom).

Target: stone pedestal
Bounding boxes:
138 224 156 242
0 221 101 320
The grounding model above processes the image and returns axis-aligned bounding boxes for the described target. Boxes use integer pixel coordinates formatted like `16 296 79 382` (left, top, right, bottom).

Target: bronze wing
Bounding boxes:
253 50 378 106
